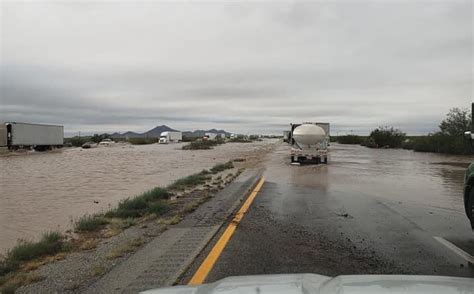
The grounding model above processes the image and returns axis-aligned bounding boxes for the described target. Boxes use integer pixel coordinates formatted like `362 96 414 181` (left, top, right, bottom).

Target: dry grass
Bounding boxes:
182 200 201 214
21 253 66 272
0 272 44 294
102 218 137 238
91 265 106 277
79 239 100 251
157 215 182 226
106 238 145 260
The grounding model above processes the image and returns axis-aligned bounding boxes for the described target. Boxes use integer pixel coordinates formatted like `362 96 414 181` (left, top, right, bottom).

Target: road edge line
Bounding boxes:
188 177 265 285
433 236 474 264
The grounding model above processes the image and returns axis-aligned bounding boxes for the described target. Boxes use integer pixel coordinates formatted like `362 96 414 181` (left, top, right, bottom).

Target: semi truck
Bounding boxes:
159 131 182 144
0 122 64 151
290 122 330 164
204 133 218 140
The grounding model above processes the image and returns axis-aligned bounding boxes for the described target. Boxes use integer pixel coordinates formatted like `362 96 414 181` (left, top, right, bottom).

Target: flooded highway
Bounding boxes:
182 142 474 282
0 141 274 253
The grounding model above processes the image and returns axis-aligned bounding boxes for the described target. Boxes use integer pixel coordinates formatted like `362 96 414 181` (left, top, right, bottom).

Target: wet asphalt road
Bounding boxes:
182 142 474 283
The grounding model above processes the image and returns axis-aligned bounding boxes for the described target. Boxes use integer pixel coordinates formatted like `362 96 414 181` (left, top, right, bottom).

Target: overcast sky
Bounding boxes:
1 0 472 135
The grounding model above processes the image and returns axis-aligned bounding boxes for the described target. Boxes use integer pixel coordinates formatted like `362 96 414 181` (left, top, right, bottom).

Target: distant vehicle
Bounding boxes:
81 142 97 149
204 132 218 140
463 102 474 230
159 131 182 144
290 122 330 164
283 130 290 143
0 122 63 151
98 139 115 147
142 273 474 294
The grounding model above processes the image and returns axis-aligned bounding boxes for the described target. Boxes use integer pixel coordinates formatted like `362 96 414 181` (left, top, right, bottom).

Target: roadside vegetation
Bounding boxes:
127 138 157 145
64 133 116 147
0 232 68 279
182 138 225 150
229 135 253 143
402 108 472 155
335 135 365 145
332 107 472 155
65 133 259 149
209 161 234 174
362 127 406 148
0 160 239 292
75 215 109 232
182 135 258 150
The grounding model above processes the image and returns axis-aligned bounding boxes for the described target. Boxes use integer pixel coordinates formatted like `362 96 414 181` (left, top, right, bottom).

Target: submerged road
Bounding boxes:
182 142 474 283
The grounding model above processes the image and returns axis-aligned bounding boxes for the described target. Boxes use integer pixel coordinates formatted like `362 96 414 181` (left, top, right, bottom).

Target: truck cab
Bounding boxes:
464 163 474 229
159 133 169 144
463 102 474 229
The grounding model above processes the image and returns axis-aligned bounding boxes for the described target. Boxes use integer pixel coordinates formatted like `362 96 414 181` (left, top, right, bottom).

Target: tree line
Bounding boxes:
334 107 473 155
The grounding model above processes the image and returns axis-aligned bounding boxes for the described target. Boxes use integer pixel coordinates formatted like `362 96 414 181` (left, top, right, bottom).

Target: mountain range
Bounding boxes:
110 125 178 138
110 125 231 138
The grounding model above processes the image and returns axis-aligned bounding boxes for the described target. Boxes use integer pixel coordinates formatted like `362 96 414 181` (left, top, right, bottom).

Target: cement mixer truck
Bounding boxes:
290 122 330 164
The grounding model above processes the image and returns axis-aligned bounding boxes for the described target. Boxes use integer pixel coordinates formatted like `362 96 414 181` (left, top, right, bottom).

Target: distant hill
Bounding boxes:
111 125 179 139
182 129 232 138
143 125 179 137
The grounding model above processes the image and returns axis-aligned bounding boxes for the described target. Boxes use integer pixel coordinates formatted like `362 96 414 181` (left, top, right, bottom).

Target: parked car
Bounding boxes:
99 138 115 146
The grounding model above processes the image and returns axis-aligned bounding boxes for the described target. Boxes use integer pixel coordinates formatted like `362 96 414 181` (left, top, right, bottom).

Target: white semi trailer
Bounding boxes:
0 122 64 151
159 131 182 144
290 122 330 164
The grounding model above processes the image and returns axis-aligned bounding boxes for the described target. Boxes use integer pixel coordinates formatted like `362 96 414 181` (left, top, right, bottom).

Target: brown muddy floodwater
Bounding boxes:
325 144 473 212
0 140 275 253
1 141 473 253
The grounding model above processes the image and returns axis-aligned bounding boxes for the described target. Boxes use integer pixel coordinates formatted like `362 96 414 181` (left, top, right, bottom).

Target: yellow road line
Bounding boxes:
188 177 265 285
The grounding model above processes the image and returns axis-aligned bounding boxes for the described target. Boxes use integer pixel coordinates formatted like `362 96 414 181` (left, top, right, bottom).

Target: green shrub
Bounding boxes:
109 196 149 218
128 138 157 145
228 135 251 143
401 139 415 150
182 136 199 142
182 139 223 150
0 260 17 277
210 161 234 174
75 215 109 232
141 187 171 202
410 133 472 155
148 201 170 216
337 135 365 145
363 127 405 148
0 232 65 276
167 173 211 191
7 232 63 263
248 135 261 141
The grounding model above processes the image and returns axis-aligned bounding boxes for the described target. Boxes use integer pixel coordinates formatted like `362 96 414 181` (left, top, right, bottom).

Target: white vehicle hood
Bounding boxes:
141 274 474 294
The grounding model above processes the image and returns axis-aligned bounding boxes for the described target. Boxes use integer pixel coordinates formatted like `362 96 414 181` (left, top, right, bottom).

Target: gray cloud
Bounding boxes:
1 0 472 135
